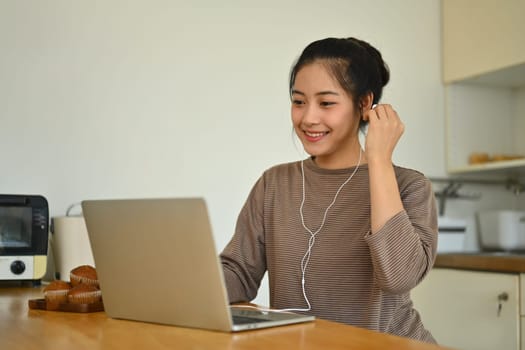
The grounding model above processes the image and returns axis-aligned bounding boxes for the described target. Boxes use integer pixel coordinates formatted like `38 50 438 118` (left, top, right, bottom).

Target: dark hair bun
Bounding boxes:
348 38 390 88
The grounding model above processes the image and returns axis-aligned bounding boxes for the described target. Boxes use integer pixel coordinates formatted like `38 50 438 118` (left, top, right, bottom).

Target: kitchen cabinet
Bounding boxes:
442 0 525 176
411 268 521 350
443 0 525 83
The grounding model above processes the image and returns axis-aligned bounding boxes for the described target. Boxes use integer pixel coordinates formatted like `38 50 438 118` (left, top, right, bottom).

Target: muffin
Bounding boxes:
44 280 72 307
70 265 99 287
468 152 490 164
67 284 102 304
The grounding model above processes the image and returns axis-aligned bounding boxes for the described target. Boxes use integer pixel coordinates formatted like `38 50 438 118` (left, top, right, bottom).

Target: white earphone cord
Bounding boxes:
268 148 362 313
242 150 362 314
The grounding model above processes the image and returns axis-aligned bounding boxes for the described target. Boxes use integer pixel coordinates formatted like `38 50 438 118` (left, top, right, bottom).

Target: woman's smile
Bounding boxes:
304 130 329 142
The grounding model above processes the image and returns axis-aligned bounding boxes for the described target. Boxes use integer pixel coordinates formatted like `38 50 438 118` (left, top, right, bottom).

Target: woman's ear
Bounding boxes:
359 93 374 121
360 92 374 111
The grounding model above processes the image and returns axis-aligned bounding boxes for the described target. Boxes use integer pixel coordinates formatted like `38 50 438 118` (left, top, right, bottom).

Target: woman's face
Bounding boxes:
291 62 361 169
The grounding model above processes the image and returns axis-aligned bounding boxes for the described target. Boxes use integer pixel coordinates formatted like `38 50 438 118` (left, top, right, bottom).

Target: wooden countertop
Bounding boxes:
435 252 525 273
0 285 451 350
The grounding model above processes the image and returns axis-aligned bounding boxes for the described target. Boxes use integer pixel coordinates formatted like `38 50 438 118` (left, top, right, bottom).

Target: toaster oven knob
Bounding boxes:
10 260 26 275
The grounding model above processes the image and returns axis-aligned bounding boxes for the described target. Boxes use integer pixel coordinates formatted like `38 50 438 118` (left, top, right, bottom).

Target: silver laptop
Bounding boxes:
81 197 314 332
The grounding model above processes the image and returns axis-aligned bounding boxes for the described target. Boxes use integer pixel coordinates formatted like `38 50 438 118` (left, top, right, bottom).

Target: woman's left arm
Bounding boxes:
364 104 405 233
363 104 438 293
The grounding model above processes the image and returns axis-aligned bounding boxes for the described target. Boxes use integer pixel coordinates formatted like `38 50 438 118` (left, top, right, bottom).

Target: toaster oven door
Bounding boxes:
0 195 48 256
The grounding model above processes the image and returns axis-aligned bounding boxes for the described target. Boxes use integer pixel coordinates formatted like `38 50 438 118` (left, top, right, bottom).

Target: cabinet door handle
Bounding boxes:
497 292 509 317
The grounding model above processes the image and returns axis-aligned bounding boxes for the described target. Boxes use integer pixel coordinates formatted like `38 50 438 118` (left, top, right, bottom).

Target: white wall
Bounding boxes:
0 0 444 304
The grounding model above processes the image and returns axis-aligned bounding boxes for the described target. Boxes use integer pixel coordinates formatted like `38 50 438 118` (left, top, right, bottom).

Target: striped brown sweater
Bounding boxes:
220 158 438 343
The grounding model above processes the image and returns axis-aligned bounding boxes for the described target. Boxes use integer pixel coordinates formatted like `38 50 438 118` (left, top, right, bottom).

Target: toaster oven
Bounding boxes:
0 194 48 282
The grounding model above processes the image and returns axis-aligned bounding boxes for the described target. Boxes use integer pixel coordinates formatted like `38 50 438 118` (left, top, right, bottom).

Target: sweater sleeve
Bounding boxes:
364 175 438 294
220 175 267 303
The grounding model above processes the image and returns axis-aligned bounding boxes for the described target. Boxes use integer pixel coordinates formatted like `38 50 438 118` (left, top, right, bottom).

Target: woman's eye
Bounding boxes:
292 99 305 106
320 101 336 107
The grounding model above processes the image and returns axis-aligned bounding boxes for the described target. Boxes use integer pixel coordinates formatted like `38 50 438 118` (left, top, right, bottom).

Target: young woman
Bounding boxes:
220 37 438 343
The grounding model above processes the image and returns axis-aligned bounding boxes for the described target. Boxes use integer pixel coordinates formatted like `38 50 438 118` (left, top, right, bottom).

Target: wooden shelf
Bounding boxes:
448 159 525 176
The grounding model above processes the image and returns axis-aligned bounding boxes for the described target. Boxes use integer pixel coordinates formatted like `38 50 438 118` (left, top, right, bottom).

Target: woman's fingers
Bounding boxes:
364 104 404 162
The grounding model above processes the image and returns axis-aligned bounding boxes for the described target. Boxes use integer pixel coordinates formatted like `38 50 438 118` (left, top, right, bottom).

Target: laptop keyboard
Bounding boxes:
232 315 269 325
